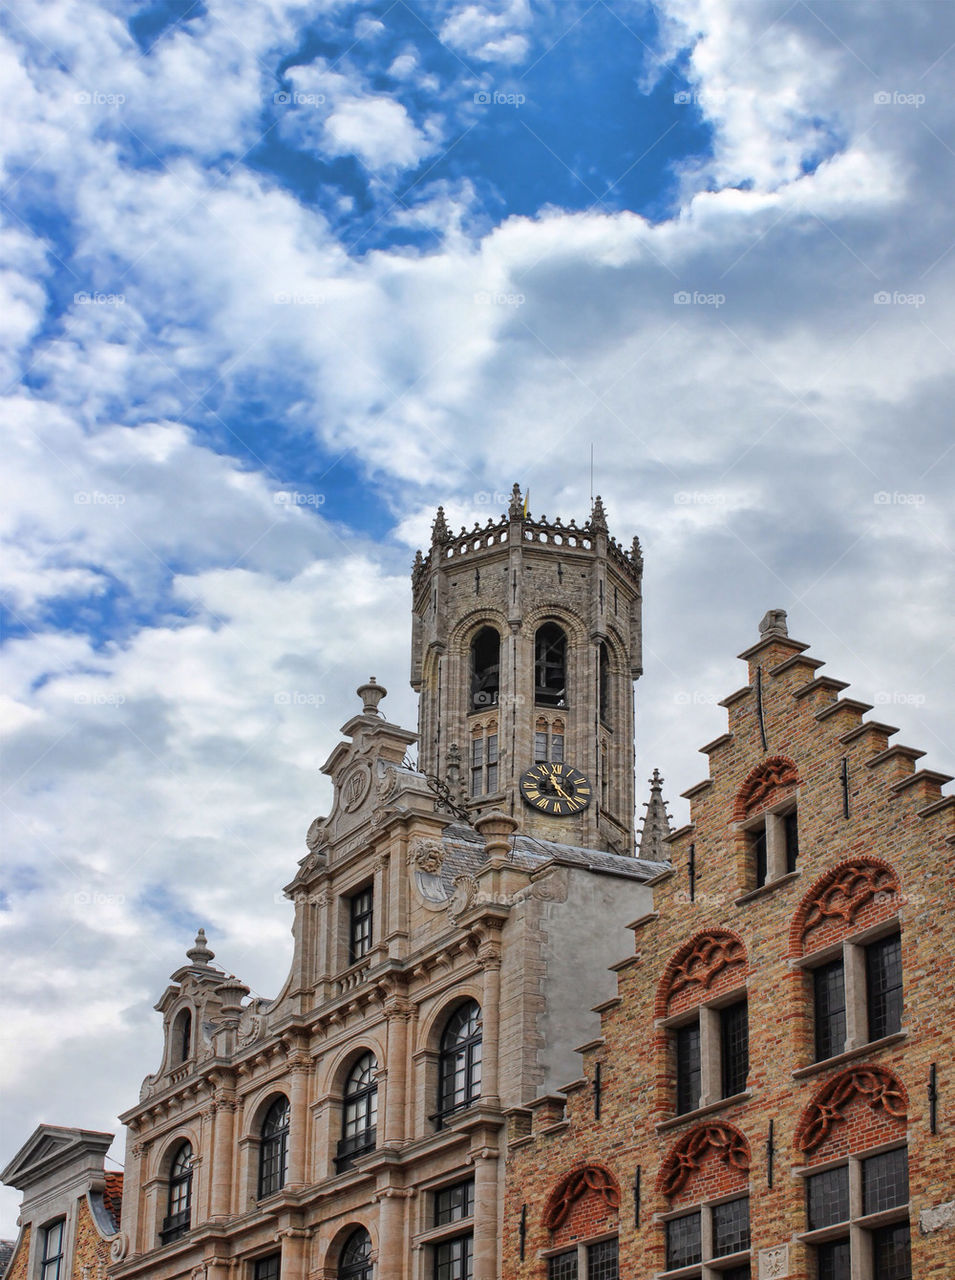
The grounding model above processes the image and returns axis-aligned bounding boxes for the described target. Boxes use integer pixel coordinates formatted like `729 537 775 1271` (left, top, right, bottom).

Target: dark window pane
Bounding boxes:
751 826 767 887
470 628 500 710
535 731 548 762
41 1221 65 1280
873 1223 912 1280
434 1179 475 1226
806 1166 850 1231
863 1149 909 1215
814 960 847 1061
720 1001 749 1098
259 1097 290 1196
535 624 567 707
434 1233 473 1280
551 734 564 762
162 1142 194 1241
675 1021 701 1114
666 1212 702 1270
866 935 903 1041
713 1197 750 1256
253 1255 281 1280
587 1238 618 1280
816 1239 850 1280
438 1001 482 1121
547 1252 577 1280
339 1228 373 1280
785 810 799 873
349 887 373 962
721 1268 751 1280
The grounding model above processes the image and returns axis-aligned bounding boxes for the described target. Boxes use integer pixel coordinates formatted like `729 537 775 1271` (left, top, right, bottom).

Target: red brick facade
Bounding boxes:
504 625 955 1279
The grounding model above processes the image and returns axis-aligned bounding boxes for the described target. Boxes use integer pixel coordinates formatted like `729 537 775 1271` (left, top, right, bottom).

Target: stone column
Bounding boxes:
288 1054 310 1187
210 1089 236 1218
479 944 503 1108
278 1227 310 1280
471 1145 501 1280
375 1187 412 1279
383 997 411 1146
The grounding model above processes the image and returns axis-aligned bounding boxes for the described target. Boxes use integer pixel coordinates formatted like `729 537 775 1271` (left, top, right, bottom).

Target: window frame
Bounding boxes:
160 1141 194 1244
338 1227 373 1280
39 1220 65 1280
436 1001 482 1127
258 1096 290 1199
337 1052 379 1171
542 1231 619 1280
663 986 750 1119
468 720 500 798
534 623 569 708
659 1193 751 1279
739 797 798 891
348 885 374 965
469 626 501 712
251 1254 281 1280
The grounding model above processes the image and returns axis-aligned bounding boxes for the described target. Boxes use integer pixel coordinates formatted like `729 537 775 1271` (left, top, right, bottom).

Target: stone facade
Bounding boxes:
503 613 954 1279
99 493 662 1280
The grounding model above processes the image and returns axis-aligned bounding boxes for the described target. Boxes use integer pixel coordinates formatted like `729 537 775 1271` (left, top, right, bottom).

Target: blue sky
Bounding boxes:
1 0 953 1232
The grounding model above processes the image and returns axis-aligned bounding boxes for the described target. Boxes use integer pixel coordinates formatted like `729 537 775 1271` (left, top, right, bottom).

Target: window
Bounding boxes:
743 802 798 889
349 887 373 963
598 642 610 725
253 1255 280 1280
808 930 903 1063
172 1008 191 1065
161 1142 193 1243
546 1239 618 1280
535 623 567 707
433 1235 472 1280
40 1221 64 1280
437 1001 482 1124
258 1097 290 1197
432 1181 474 1280
338 1228 372 1280
671 996 749 1116
469 722 499 796
337 1053 378 1170
534 716 565 764
802 1144 910 1280
470 627 500 710
664 1198 749 1276
434 1180 474 1226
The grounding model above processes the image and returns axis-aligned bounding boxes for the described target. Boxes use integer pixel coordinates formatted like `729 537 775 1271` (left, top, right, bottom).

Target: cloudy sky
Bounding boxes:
1 0 953 1232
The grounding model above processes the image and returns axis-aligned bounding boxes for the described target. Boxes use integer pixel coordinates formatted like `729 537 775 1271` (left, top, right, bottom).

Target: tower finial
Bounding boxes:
508 483 525 520
187 928 215 966
590 494 608 532
758 608 789 639
357 676 387 716
638 769 672 862
432 505 450 544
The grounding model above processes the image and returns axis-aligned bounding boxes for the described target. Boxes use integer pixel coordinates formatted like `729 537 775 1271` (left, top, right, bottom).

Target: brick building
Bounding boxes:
1 1127 123 1280
502 612 954 1280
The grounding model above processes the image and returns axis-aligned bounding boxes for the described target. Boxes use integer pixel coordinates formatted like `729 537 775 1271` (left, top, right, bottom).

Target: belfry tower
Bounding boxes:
411 484 644 853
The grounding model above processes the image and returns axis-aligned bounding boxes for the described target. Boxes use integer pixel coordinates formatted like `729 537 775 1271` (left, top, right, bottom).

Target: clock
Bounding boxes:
520 762 593 816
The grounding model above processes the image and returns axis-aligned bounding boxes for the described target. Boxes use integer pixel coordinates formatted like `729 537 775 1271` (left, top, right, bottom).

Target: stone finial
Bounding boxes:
357 676 387 716
638 769 672 861
508 483 525 520
474 810 519 863
431 506 450 544
631 535 643 569
186 929 214 966
590 494 608 532
216 975 250 1019
412 548 424 572
758 608 789 639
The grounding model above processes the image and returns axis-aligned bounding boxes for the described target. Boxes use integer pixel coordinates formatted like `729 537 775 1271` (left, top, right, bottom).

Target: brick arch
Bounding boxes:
657 1122 751 1200
655 929 748 1019
795 1065 908 1155
788 857 901 958
543 1164 621 1232
732 755 800 821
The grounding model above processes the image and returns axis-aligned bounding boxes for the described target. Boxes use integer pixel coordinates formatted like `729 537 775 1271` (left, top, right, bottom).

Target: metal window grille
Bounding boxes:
806 1166 850 1231
813 960 847 1061
872 1223 912 1280
253 1255 280 1280
815 1240 850 1280
349 887 373 963
434 1179 475 1226
546 1252 578 1280
666 1212 702 1270
258 1097 290 1197
863 1149 909 1215
713 1197 750 1257
587 1237 619 1280
866 934 903 1041
40 1221 64 1280
720 1001 749 1098
433 1233 473 1280
675 1021 701 1114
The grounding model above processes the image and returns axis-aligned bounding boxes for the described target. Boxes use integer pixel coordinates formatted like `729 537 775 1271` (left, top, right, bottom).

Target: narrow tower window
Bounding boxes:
161 1142 193 1242
338 1053 378 1170
535 624 567 707
599 642 610 725
470 627 500 711
259 1097 290 1197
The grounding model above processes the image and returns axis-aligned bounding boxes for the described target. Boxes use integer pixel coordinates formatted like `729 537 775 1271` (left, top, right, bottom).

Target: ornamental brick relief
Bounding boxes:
657 930 748 1018
543 1165 621 1232
795 1065 908 1156
733 756 800 820
790 857 901 957
658 1122 751 1201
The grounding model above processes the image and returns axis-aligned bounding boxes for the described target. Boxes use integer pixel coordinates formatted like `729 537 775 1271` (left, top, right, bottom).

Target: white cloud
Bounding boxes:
440 0 531 64
322 94 441 173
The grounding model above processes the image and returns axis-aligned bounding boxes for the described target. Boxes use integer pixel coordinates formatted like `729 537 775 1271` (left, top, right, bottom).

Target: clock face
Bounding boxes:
520 762 593 816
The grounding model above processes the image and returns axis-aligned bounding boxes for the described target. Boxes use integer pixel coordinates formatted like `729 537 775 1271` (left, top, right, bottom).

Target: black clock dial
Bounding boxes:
520 762 593 816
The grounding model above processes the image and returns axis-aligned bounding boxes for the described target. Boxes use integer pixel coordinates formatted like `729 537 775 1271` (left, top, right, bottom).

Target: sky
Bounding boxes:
1 0 953 1235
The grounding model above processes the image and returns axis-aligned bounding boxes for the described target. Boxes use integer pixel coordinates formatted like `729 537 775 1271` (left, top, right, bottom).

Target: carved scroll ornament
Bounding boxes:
544 1165 621 1230
735 756 799 819
799 860 899 948
663 931 746 1013
796 1066 907 1153
659 1123 751 1199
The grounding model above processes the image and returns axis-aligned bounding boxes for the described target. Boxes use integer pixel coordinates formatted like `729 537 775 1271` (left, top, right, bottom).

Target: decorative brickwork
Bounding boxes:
656 929 747 1017
790 857 901 957
795 1065 908 1155
544 1165 620 1236
658 1123 751 1199
733 756 799 820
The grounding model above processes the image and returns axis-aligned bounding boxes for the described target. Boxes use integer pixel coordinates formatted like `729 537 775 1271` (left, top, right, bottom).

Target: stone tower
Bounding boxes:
411 484 644 853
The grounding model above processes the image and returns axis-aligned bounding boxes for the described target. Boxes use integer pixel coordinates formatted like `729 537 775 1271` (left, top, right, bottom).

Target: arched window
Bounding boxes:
161 1142 193 1243
470 627 500 710
535 623 567 707
337 1053 378 1170
437 1001 482 1125
258 1097 290 1197
172 1009 191 1065
599 641 610 725
338 1228 373 1280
